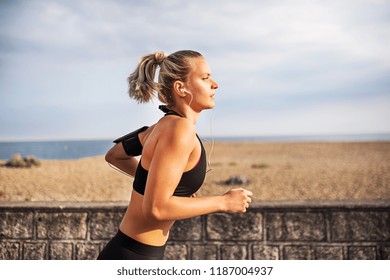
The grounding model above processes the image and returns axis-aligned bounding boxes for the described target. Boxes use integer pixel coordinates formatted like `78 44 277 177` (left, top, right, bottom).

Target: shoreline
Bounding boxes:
1 141 389 202
1 137 390 161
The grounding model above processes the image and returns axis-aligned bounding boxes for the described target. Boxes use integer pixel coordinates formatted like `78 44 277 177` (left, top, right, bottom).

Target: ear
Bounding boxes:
173 81 186 97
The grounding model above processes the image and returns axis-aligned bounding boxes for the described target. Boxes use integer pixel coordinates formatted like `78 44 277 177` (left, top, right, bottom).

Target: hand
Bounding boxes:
222 188 253 213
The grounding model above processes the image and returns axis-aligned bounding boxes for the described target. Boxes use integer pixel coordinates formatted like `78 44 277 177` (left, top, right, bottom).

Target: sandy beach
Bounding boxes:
0 141 389 202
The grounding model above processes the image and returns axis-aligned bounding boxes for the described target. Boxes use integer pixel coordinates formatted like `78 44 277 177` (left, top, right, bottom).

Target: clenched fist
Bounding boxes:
222 188 253 213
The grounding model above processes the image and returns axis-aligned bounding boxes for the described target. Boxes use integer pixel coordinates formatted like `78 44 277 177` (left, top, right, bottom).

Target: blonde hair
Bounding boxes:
128 50 203 105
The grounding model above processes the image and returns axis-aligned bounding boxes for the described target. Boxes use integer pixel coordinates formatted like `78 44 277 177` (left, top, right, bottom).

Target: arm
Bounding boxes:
105 143 139 177
142 120 252 221
147 188 252 221
106 126 150 177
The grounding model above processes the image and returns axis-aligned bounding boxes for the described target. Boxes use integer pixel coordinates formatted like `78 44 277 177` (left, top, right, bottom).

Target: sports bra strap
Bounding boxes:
158 105 170 113
158 105 184 118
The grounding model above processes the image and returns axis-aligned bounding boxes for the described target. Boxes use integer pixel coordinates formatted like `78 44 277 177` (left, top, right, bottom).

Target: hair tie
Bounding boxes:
154 51 167 64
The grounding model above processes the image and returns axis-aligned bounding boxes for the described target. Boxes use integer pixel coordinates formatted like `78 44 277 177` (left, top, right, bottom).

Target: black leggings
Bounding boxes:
97 230 165 260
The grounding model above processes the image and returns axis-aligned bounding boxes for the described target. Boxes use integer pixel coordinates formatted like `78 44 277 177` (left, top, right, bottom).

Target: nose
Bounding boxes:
211 79 219 90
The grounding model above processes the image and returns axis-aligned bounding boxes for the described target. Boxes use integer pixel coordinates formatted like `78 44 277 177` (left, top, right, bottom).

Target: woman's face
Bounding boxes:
185 57 219 112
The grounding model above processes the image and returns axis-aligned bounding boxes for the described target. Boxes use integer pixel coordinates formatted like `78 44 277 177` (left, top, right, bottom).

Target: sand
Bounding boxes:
0 141 389 202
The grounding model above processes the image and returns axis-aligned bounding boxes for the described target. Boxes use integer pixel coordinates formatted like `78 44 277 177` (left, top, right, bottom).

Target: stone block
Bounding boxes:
23 242 47 260
330 211 390 241
266 212 325 241
164 244 188 260
0 212 33 239
191 245 218 260
207 213 262 241
75 243 101 260
36 212 87 240
252 244 280 260
314 246 343 260
221 245 248 260
284 246 312 260
169 216 202 241
90 211 123 240
348 246 376 260
0 242 20 260
380 247 390 260
49 242 73 260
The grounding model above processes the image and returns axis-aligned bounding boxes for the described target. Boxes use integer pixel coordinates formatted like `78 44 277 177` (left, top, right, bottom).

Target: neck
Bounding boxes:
170 105 200 125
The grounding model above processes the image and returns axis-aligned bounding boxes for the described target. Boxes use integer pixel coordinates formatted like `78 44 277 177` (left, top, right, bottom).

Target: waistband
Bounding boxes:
113 230 166 258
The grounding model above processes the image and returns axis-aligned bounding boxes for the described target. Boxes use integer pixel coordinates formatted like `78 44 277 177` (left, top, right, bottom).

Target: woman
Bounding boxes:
97 50 253 260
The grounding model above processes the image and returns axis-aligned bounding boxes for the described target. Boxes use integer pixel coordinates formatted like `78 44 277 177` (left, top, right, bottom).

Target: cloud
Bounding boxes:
0 0 389 140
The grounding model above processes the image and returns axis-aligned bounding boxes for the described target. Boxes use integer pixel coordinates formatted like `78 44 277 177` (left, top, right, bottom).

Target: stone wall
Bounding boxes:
0 200 389 260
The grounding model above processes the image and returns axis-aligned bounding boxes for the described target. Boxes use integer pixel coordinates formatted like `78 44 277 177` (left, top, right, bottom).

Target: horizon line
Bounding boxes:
1 132 390 143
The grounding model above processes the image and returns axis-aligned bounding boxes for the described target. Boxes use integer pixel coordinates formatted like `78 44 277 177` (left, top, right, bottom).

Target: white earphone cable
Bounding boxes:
200 108 215 173
107 162 133 178
207 108 215 172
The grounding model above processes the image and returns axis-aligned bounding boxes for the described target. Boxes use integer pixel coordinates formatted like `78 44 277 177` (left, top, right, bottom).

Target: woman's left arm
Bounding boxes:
142 120 252 221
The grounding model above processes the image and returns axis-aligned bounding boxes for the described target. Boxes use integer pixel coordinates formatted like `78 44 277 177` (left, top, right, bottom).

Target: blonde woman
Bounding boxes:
97 50 252 260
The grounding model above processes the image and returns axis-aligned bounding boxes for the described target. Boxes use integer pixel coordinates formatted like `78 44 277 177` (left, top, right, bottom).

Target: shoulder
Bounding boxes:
157 116 196 149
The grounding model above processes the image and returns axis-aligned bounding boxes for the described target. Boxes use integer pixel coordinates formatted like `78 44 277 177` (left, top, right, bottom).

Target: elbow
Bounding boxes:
105 144 130 164
105 149 114 164
142 205 167 222
105 145 120 164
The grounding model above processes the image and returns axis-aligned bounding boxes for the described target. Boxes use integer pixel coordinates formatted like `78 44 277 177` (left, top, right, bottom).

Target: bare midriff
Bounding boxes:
119 190 175 246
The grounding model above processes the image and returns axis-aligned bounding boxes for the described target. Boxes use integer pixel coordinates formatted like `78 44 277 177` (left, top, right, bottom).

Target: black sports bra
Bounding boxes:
115 108 207 197
133 134 206 197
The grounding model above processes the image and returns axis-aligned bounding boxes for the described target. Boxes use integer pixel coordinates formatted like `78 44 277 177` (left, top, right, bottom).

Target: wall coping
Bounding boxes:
1 198 389 210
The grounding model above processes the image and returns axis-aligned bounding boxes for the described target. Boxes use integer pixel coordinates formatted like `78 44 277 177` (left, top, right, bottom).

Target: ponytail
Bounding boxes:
128 50 203 105
127 51 167 103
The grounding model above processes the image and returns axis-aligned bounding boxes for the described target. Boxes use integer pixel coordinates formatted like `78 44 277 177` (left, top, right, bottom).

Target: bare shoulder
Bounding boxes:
157 116 197 149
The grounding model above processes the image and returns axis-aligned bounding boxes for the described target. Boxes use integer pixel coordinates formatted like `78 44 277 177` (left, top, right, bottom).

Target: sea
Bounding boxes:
0 133 389 160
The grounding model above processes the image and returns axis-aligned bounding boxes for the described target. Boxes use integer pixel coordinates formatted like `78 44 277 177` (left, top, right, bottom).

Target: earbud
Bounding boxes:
181 88 192 95
181 88 193 105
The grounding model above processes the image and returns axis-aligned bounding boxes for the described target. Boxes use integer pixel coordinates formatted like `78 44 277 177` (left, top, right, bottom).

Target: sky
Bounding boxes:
1 0 389 141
